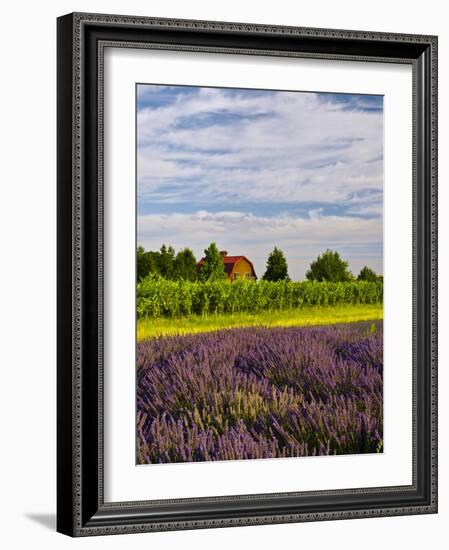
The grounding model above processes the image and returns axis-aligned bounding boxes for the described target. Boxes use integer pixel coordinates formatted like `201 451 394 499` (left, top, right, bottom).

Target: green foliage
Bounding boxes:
306 249 353 282
174 248 197 281
137 246 161 281
137 278 383 319
158 244 176 279
137 246 149 281
263 247 289 281
358 266 380 282
137 245 198 281
198 242 227 282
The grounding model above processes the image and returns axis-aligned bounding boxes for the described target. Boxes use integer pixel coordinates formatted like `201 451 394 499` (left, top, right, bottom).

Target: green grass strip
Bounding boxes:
137 303 383 340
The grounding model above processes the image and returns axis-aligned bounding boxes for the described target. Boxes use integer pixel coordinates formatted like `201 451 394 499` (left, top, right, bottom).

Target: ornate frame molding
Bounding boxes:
57 12 438 537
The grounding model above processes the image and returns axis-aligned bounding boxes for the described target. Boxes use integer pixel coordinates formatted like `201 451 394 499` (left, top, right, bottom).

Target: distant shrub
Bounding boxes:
358 266 381 282
306 249 353 282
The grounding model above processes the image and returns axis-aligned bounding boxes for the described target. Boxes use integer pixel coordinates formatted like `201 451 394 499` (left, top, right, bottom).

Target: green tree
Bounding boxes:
263 247 289 281
158 244 176 279
306 249 352 282
174 248 197 281
137 246 160 280
137 246 148 281
198 243 227 281
357 266 379 282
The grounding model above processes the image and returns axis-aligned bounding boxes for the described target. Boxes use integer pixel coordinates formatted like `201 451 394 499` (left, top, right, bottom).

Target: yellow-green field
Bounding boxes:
137 303 383 340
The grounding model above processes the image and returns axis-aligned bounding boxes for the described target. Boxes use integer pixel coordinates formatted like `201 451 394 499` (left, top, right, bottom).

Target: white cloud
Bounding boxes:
137 87 383 209
136 86 383 279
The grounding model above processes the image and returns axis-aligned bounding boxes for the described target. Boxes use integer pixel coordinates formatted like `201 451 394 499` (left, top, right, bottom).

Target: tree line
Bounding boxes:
137 243 382 283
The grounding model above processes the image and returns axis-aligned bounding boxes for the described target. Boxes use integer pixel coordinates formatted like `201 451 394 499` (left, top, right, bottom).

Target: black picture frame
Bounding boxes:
57 12 438 537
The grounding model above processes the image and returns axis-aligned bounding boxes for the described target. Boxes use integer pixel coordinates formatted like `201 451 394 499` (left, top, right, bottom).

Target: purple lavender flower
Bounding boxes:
137 323 383 464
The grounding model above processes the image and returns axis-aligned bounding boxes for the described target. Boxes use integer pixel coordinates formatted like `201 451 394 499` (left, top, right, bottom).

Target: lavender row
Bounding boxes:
137 324 383 463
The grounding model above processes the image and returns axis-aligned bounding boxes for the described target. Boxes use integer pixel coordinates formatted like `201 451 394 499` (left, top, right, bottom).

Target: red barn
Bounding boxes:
196 250 257 281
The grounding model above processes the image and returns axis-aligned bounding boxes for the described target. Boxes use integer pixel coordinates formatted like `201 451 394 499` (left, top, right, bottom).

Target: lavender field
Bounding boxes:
136 323 383 464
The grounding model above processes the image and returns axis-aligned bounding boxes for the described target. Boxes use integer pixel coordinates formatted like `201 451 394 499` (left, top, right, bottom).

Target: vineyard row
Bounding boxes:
137 278 383 319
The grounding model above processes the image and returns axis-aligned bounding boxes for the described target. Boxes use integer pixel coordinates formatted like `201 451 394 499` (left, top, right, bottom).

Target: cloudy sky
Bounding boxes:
137 84 383 280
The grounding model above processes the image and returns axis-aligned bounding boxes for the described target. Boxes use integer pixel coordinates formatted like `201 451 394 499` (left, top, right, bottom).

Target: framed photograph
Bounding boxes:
57 12 438 536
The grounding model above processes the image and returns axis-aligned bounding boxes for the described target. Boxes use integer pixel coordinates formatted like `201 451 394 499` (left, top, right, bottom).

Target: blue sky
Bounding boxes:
137 84 383 280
